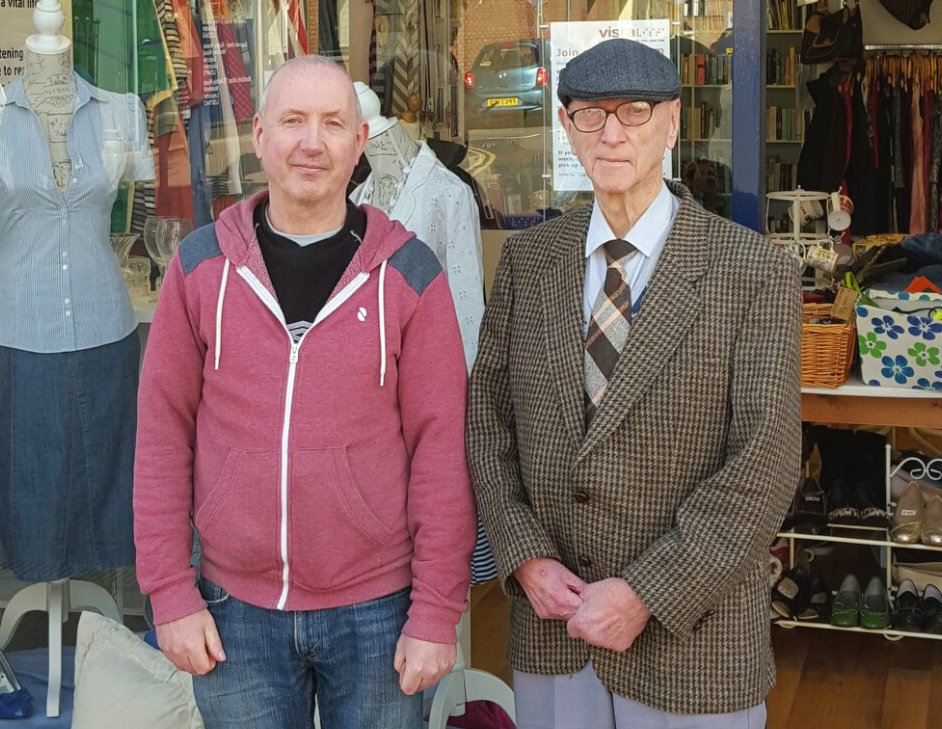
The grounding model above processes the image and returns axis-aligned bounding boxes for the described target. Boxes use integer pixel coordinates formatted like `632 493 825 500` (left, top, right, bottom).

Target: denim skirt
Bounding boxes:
0 332 139 581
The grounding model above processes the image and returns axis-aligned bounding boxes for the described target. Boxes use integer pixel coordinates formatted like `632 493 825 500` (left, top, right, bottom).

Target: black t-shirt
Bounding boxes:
254 201 365 342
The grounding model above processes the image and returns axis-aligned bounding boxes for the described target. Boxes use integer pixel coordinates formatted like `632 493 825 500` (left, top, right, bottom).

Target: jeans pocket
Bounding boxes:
198 576 231 606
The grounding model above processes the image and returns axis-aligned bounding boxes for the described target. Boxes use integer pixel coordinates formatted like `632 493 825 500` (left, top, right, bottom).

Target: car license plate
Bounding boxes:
487 97 519 107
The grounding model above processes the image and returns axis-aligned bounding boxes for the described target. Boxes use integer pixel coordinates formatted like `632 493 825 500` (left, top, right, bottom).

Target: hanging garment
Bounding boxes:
846 75 878 235
910 81 928 233
797 64 849 192
930 102 942 231
350 142 484 371
895 87 913 233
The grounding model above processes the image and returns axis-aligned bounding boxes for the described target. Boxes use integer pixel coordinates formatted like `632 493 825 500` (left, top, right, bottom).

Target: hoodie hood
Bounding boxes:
214 190 417 284
208 191 421 381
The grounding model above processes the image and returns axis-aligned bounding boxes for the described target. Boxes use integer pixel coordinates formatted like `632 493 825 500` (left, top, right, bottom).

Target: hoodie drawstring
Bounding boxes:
214 258 230 370
378 259 388 387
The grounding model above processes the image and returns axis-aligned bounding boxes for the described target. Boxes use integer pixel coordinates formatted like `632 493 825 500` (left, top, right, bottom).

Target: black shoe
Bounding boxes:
922 584 942 634
797 572 831 621
827 477 860 525
795 477 829 535
891 578 923 631
772 565 810 619
852 431 889 528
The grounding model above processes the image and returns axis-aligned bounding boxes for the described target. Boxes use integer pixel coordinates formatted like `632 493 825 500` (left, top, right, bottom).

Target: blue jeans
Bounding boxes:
192 579 422 729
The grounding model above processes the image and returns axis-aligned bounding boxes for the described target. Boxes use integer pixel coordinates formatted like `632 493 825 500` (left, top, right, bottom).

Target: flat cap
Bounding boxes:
556 38 680 107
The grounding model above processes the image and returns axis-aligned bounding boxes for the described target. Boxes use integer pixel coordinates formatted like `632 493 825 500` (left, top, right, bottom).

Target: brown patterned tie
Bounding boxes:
584 238 637 425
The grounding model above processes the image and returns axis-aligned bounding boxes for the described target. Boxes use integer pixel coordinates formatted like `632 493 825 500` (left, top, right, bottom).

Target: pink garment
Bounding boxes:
135 193 476 643
910 81 927 233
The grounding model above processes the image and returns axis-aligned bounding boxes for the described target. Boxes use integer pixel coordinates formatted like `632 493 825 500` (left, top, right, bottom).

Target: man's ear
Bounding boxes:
557 105 573 143
251 114 264 160
665 99 681 150
355 120 369 158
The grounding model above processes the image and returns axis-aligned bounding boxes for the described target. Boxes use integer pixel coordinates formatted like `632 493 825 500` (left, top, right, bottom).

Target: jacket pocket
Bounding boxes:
288 447 400 591
193 449 280 577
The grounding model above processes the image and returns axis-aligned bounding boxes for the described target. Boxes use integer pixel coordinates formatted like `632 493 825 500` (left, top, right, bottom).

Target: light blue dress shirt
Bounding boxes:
0 75 154 353
582 181 680 335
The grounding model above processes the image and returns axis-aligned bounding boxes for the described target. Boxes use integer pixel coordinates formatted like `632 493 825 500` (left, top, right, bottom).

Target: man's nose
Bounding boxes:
599 111 627 143
299 122 324 150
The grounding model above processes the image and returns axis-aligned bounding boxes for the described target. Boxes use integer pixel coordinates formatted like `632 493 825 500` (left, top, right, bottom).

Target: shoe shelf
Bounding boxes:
776 527 942 552
773 618 942 641
773 452 942 640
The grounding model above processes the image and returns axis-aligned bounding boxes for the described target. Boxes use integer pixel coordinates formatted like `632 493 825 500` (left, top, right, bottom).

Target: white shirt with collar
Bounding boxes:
583 181 680 336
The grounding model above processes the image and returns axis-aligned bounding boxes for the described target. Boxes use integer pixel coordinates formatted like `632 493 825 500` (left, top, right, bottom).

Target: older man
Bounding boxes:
134 55 476 728
467 38 802 728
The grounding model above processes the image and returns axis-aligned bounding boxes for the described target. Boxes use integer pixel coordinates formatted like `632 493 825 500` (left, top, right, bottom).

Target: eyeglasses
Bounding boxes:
566 100 662 133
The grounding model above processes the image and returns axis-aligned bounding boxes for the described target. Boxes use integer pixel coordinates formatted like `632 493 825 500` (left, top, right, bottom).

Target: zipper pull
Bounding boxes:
289 343 300 363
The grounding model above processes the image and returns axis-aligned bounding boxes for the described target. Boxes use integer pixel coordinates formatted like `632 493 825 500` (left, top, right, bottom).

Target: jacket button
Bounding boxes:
577 556 592 568
573 490 589 504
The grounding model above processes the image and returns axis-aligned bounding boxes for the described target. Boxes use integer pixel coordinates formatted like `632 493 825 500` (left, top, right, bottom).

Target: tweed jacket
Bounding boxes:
466 181 802 714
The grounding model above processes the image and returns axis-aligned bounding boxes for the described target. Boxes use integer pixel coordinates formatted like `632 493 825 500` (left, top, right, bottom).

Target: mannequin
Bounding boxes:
361 114 419 211
0 0 149 717
22 48 75 194
351 82 485 370
399 92 423 141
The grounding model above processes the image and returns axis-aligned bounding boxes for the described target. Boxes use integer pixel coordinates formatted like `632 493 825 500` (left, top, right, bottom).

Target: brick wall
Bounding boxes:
454 1 538 73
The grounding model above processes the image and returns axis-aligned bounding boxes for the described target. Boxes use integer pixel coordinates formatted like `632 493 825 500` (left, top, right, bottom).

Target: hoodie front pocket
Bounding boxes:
194 449 280 577
289 447 400 591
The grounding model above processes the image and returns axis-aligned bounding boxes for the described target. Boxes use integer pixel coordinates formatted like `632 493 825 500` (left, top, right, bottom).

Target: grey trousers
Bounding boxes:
513 663 766 729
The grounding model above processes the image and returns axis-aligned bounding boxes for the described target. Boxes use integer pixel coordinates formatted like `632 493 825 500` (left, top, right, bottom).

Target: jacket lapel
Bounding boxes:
578 185 710 460
542 206 592 448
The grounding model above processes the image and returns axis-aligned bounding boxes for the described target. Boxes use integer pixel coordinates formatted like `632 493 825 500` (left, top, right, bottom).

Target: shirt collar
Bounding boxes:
585 181 677 260
1 73 99 109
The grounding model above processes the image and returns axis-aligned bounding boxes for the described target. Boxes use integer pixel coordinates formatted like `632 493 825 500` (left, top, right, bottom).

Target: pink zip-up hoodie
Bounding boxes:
134 192 476 644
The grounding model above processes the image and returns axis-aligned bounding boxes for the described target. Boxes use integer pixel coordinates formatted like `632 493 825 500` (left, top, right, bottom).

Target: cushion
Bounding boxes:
72 611 204 729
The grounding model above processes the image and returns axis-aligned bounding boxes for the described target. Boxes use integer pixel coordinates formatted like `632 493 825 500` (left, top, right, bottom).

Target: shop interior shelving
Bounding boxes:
775 451 942 640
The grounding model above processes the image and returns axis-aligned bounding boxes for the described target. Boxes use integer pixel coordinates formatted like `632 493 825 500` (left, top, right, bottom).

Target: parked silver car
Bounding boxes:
464 40 547 127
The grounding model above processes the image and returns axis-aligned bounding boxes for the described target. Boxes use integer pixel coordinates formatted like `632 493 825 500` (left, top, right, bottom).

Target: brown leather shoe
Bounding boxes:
891 481 925 544
922 496 942 546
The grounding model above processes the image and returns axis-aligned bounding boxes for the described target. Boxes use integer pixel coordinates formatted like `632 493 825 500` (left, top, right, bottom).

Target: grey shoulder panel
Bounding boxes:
387 237 441 296
178 224 222 276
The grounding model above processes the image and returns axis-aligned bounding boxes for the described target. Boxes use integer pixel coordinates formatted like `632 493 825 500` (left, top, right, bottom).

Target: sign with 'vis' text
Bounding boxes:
549 20 672 192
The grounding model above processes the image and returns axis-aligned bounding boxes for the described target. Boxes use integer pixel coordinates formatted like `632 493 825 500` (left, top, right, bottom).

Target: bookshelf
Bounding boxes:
674 0 734 218
764 7 807 200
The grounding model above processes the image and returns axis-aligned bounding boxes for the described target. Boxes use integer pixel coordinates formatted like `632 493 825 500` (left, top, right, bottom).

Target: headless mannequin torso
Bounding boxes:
0 3 126 717
22 46 75 196
360 120 418 211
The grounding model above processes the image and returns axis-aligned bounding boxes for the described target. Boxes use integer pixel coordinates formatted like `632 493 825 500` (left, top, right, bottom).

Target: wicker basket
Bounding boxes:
800 303 856 388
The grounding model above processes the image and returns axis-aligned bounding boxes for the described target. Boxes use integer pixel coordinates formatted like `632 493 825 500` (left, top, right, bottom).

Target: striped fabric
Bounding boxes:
583 239 636 425
0 77 154 353
131 101 158 236
391 0 417 115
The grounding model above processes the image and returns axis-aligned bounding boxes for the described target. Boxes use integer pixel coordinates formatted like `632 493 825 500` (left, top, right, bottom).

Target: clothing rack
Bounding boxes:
864 44 942 53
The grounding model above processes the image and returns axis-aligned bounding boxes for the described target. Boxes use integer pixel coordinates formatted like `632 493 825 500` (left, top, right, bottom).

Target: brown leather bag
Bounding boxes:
800 1 864 65
878 0 934 29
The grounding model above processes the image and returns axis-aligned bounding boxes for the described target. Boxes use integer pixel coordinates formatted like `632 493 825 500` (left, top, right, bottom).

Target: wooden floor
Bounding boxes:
469 582 942 729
